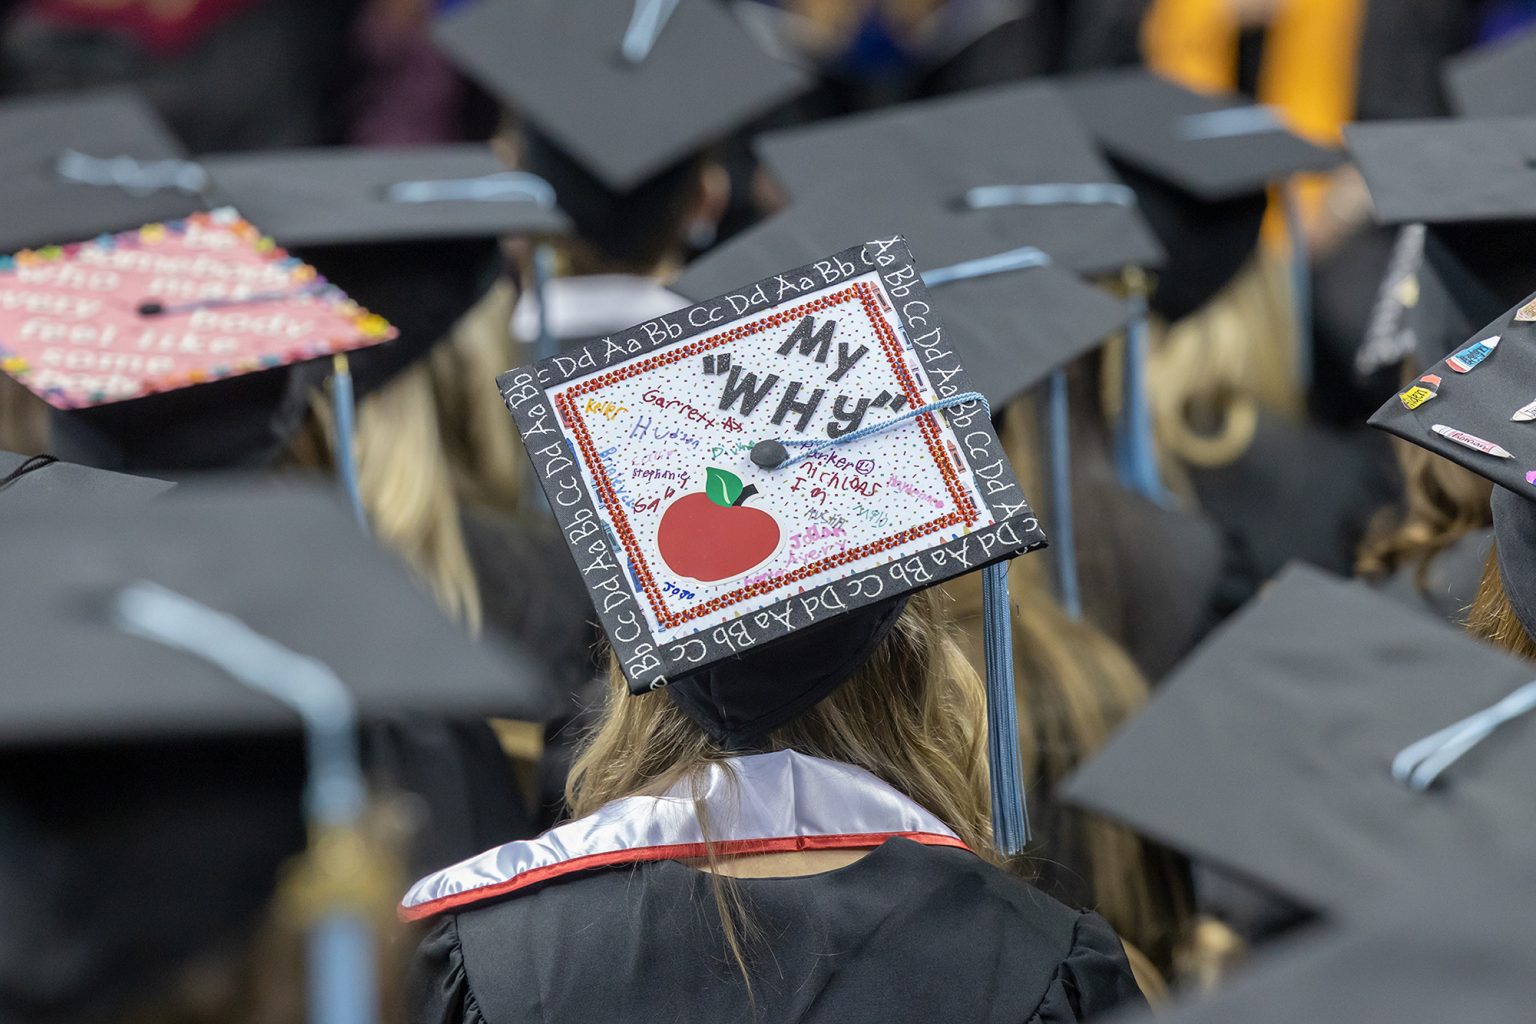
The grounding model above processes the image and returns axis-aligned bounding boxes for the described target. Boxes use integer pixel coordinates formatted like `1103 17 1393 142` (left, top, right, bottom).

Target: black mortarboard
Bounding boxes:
0 87 206 254
0 450 173 511
1443 24 1536 118
672 197 1129 410
1061 563 1536 919
1354 225 1476 378
1062 69 1341 320
1110 870 1536 1024
1 480 557 743
753 80 1164 278
1346 118 1536 322
197 145 572 246
502 238 1041 848
431 0 813 193
1369 289 1536 639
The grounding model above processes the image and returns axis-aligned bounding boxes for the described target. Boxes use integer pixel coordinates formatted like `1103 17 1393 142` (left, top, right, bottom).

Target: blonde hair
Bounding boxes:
1357 365 1493 586
1466 547 1536 663
0 372 50 454
568 588 994 854
1147 250 1301 489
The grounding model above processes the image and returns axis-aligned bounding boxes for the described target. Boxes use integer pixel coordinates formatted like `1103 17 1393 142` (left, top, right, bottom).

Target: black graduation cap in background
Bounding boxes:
672 192 1129 410
1346 118 1536 324
1109 869 1536 1024
1062 69 1341 320
0 88 207 254
1354 224 1477 379
431 0 813 193
1443 24 1536 118
0 451 174 511
198 145 572 246
753 80 1165 279
1061 563 1536 919
0 481 557 744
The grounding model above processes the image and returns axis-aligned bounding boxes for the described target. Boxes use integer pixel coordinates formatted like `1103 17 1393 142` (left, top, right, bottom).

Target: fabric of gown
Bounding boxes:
410 837 1145 1024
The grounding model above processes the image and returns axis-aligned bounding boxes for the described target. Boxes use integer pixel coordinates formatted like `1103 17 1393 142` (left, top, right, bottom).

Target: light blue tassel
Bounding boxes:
1114 276 1165 504
1282 184 1313 395
331 355 368 533
920 245 1050 288
55 149 208 195
384 171 556 208
1176 106 1284 141
621 0 681 63
532 243 559 362
983 560 1030 854
1047 369 1081 619
962 182 1136 209
1391 680 1536 791
113 583 377 1024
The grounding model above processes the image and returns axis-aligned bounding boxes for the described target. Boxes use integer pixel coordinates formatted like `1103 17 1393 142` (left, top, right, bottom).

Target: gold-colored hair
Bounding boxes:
567 588 994 855
1466 547 1536 663
1147 251 1301 487
1357 366 1493 588
0 372 50 454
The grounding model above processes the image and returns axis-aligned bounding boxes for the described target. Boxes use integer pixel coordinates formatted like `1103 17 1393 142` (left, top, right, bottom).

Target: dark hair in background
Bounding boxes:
522 127 705 275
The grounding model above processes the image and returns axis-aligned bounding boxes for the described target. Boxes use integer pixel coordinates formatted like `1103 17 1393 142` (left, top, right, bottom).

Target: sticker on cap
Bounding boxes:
1433 424 1512 458
1398 373 1441 410
1515 297 1536 322
1513 397 1536 423
1446 335 1499 373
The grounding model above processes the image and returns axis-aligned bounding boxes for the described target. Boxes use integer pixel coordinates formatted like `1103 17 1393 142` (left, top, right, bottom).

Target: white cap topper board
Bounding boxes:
498 237 1044 689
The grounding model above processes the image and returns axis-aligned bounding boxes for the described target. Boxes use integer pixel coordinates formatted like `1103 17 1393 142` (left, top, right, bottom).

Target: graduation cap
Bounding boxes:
2 480 556 742
0 87 207 255
1109 869 1536 1024
753 80 1165 278
672 198 1128 410
501 238 1042 851
0 480 555 1021
1346 117 1536 324
0 208 398 472
1061 563 1536 919
0 450 173 510
197 144 572 247
1369 288 1536 639
1444 24 1536 118
1062 69 1342 320
674 193 1130 614
431 0 813 194
1355 224 1476 378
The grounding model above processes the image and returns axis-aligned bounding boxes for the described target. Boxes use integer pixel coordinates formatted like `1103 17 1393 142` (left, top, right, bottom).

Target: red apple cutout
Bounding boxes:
657 467 781 583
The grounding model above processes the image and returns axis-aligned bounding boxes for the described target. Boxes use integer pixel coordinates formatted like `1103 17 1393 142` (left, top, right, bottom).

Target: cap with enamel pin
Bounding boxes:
430 0 813 195
1062 68 1342 320
1444 23 1536 119
0 87 207 255
1061 562 1536 921
501 237 1042 852
753 79 1164 279
1371 288 1536 644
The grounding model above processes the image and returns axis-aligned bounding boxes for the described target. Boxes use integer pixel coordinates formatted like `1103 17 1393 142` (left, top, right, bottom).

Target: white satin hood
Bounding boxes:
401 750 965 920
510 274 689 344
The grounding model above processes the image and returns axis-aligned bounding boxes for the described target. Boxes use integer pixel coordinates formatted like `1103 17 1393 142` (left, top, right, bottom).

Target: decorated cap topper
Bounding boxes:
500 237 1044 690
0 208 397 410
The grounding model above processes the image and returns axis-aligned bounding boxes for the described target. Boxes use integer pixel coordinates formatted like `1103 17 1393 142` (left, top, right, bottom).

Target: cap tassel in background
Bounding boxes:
114 582 386 1024
1114 267 1166 504
754 384 1031 855
330 355 368 532
1281 184 1314 395
621 0 680 63
1391 679 1536 791
1046 369 1082 619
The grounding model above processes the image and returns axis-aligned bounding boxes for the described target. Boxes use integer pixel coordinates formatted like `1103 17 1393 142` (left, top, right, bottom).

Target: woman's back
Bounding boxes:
412 836 1141 1023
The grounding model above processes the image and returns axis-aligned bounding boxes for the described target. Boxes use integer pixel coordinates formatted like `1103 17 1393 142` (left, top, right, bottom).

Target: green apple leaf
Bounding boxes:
705 467 745 507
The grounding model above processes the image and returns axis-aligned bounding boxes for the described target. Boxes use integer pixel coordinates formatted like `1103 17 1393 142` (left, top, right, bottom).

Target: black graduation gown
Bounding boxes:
409 838 1144 1024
